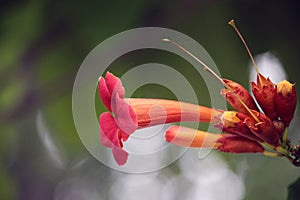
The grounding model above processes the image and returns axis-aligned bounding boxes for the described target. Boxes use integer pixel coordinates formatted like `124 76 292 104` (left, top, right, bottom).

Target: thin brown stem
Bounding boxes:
228 19 263 86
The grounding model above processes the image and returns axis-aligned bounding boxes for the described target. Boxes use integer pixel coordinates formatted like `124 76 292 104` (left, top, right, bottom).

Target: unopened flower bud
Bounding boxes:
275 80 297 126
251 74 277 119
221 79 258 114
217 134 264 153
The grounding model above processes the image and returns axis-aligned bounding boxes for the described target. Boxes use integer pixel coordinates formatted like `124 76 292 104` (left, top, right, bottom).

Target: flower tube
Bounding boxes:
165 126 265 153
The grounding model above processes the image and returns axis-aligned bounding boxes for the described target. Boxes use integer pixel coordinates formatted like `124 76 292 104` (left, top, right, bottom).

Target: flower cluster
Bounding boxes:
98 20 299 166
98 70 297 166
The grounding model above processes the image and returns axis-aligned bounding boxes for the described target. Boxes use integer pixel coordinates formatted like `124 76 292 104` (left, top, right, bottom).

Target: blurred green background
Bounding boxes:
1 0 300 199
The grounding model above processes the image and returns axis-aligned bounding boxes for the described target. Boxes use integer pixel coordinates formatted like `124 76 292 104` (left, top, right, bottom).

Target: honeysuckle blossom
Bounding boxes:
98 72 221 165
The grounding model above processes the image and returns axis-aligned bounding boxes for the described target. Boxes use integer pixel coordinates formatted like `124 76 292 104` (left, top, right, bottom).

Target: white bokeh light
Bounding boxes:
109 171 174 200
54 177 104 200
249 52 287 84
36 111 67 169
169 150 245 200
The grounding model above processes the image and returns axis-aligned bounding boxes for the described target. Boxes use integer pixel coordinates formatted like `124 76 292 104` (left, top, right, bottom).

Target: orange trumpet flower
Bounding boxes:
98 72 220 165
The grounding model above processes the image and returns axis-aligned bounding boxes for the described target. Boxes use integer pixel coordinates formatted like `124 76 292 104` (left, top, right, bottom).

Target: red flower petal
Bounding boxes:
251 74 277 119
99 127 112 148
112 146 129 166
121 131 130 142
98 77 112 111
99 112 123 148
105 72 125 99
112 93 138 135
